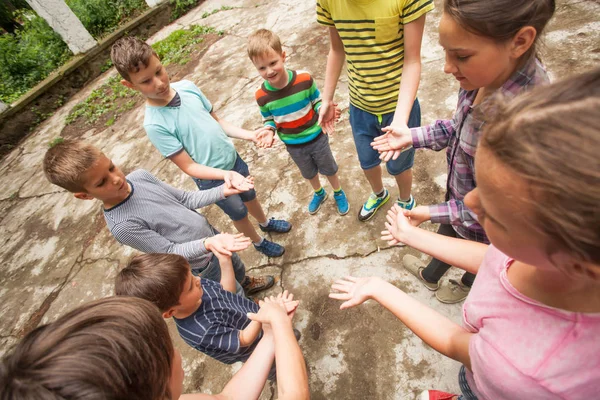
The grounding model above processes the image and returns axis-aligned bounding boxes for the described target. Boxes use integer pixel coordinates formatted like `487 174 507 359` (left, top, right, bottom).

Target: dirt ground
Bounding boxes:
0 0 598 399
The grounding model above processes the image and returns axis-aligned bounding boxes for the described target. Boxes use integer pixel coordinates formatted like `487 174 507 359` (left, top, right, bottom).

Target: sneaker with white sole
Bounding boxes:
253 238 285 257
402 255 439 291
308 190 328 214
358 189 390 222
333 189 349 215
435 279 471 304
397 194 416 210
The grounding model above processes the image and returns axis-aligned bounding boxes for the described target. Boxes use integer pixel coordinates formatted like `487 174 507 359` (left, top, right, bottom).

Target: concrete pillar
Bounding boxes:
145 0 167 6
0 101 8 113
26 0 97 55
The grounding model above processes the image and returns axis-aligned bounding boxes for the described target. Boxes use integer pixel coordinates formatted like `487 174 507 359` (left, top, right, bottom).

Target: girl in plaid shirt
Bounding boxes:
372 0 555 304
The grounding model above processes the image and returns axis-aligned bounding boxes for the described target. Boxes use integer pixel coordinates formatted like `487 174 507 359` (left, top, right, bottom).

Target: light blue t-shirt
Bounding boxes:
144 80 237 170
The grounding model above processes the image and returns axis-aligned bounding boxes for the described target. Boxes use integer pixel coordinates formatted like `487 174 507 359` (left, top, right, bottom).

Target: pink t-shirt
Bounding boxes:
463 245 600 399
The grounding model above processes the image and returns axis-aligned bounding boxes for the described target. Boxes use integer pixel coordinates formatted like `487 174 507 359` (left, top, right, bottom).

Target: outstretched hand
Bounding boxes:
223 176 254 196
254 127 275 148
223 170 250 190
247 291 299 324
329 276 381 310
318 101 341 135
381 204 415 246
371 124 413 162
205 233 252 256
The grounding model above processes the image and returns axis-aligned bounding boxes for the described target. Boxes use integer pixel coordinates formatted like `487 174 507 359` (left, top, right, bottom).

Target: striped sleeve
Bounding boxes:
316 0 334 26
308 78 322 111
255 87 277 130
401 0 435 24
411 119 456 151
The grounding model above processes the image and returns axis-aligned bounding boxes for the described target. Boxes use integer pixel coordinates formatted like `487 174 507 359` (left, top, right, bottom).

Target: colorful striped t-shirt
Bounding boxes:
255 70 323 146
317 0 434 114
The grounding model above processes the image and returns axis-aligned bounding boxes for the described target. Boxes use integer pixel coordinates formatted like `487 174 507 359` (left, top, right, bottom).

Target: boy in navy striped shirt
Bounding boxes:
115 253 299 366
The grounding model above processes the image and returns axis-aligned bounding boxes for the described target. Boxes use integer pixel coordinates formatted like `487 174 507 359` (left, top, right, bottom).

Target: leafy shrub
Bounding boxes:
170 0 199 20
152 25 216 66
0 11 71 103
65 0 148 38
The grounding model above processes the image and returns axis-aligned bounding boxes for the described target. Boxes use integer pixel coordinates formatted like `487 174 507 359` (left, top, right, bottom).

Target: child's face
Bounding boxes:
438 13 516 91
172 271 203 318
252 48 288 89
121 54 172 104
76 154 130 204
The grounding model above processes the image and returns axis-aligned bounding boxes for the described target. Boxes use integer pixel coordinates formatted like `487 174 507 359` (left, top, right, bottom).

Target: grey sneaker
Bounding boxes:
402 255 439 291
436 279 471 304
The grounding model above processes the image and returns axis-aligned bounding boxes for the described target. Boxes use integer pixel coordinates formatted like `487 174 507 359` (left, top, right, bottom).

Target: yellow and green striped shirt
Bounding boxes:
317 0 434 114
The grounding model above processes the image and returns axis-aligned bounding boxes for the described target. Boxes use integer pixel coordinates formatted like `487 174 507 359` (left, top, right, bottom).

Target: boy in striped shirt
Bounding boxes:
248 29 349 216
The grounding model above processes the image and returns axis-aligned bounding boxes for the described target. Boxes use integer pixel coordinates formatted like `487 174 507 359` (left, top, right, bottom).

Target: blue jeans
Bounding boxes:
192 253 246 296
458 365 478 400
349 98 421 175
193 154 257 221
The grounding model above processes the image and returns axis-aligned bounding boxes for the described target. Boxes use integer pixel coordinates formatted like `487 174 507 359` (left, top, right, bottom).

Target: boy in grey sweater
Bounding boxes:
43 140 274 295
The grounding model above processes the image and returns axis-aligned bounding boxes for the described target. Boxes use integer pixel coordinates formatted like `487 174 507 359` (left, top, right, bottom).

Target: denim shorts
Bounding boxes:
193 154 257 221
349 98 421 175
286 133 339 179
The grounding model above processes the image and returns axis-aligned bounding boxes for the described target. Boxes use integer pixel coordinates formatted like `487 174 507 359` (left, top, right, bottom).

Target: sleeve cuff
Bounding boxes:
428 204 451 225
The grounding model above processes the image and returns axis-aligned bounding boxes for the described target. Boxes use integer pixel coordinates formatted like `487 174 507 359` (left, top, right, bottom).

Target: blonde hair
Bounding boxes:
43 139 103 193
482 67 600 264
111 36 158 82
247 29 283 61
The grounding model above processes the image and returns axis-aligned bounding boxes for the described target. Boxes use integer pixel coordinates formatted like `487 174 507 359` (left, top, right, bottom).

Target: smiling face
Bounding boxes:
252 48 288 89
438 13 517 91
122 54 173 106
76 154 130 207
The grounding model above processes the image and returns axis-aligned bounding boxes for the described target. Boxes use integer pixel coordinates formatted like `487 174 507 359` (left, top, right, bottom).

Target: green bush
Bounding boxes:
65 0 148 38
152 25 216 66
170 0 199 20
0 11 71 104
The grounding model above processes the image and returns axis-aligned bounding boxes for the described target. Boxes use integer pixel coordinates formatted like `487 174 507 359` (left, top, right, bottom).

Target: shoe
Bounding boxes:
397 194 416 210
308 190 328 214
259 217 292 233
241 275 275 296
293 328 301 341
333 189 349 215
436 279 471 304
358 189 390 222
418 390 458 400
254 239 285 257
402 255 439 291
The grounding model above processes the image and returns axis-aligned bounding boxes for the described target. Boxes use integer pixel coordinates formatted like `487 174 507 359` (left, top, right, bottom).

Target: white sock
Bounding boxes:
259 220 269 228
254 237 265 245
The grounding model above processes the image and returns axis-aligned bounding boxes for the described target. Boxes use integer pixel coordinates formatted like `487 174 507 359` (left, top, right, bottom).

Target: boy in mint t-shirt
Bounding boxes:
111 37 291 258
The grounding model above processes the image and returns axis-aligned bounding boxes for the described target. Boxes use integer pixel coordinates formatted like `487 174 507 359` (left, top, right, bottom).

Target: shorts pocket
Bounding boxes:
375 14 401 42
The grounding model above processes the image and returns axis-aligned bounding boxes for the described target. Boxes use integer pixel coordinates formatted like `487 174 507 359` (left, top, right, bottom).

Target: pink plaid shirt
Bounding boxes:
411 57 549 242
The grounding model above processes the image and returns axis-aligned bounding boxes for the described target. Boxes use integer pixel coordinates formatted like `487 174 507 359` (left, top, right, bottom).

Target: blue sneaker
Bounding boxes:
333 189 349 215
308 190 328 214
358 189 390 222
397 195 416 210
259 217 292 233
254 238 285 257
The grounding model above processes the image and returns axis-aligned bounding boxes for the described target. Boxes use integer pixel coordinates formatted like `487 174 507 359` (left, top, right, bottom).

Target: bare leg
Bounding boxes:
245 198 268 225
232 216 262 243
363 165 384 194
325 173 341 191
308 175 321 191
394 169 413 201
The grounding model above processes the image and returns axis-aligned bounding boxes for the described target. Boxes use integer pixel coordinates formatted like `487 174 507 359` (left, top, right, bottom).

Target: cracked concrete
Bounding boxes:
0 0 599 398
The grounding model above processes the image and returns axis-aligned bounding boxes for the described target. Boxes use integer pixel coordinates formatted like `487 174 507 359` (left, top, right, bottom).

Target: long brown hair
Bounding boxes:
0 296 174 400
481 67 600 264
444 0 556 60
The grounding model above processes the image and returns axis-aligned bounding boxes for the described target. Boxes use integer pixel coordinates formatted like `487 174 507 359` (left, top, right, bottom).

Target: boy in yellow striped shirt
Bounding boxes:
316 0 434 221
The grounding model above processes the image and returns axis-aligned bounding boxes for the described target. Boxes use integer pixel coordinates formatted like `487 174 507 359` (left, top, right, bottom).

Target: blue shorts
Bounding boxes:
349 98 421 175
193 154 257 221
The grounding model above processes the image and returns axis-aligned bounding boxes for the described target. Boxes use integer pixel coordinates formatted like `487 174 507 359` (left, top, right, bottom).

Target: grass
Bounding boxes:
65 25 219 126
201 5 234 18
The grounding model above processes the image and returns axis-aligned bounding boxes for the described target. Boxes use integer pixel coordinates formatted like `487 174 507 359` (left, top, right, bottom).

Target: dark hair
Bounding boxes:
0 296 174 400
110 36 158 82
482 67 600 264
115 253 190 312
43 139 103 193
444 0 555 59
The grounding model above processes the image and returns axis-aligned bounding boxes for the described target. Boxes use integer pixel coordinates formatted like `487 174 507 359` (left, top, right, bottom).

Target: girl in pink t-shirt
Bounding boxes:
330 69 600 399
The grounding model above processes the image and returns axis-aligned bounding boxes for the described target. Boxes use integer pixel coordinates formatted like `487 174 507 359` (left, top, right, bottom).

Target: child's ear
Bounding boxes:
281 51 286 62
511 26 536 59
120 79 135 89
73 192 94 200
162 308 176 319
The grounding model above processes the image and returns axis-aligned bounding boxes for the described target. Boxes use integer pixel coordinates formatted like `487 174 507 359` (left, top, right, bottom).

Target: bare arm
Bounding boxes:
211 111 255 141
318 27 345 128
169 149 227 180
212 252 237 293
390 15 426 127
383 205 488 274
239 321 262 347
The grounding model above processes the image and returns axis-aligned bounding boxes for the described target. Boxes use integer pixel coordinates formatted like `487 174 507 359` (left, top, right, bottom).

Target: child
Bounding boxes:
316 0 434 221
0 296 309 400
111 37 291 258
372 0 555 303
115 253 299 368
43 140 274 296
331 69 600 399
247 29 349 216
